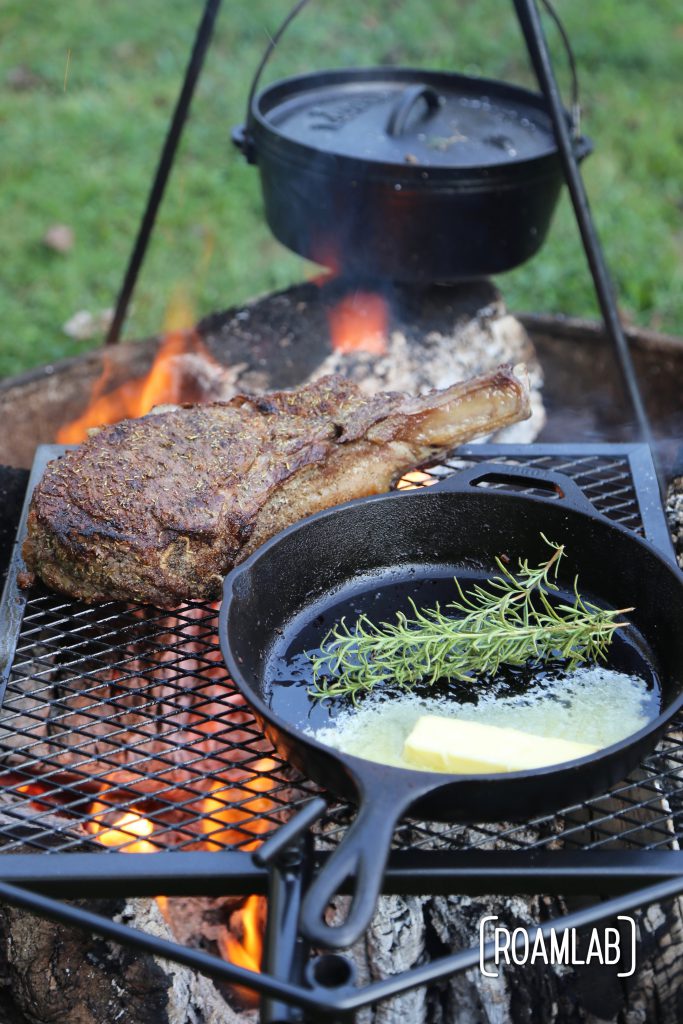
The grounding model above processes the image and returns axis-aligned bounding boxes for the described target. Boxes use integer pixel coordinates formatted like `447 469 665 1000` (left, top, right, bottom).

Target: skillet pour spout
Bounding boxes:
219 463 683 948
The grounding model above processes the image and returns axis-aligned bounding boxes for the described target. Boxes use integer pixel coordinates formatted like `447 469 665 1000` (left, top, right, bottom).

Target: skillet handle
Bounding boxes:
300 777 422 950
431 463 596 516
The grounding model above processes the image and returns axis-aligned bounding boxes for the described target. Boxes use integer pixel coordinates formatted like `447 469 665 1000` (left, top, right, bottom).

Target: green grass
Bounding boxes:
1 0 681 378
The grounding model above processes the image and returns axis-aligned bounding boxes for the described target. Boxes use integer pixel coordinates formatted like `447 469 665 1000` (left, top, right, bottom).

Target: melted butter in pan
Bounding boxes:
308 665 657 771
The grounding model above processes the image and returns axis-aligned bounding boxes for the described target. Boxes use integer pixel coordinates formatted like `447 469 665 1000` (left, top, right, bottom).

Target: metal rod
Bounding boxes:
2 872 683 1016
3 848 683 900
511 0 664 490
380 849 683 895
0 851 268 897
261 844 311 1024
104 0 222 346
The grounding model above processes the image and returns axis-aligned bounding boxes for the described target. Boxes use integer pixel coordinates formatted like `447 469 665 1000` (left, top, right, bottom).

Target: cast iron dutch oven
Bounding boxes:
219 466 683 949
233 1 592 281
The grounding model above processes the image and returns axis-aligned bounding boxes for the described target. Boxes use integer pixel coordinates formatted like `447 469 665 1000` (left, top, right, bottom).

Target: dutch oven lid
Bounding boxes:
252 67 562 171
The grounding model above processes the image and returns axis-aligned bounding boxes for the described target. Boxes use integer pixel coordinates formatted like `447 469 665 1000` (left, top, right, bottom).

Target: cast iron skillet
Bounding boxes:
219 465 683 949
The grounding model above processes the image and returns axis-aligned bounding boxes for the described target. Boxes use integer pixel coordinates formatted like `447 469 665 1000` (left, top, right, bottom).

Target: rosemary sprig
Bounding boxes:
308 536 633 703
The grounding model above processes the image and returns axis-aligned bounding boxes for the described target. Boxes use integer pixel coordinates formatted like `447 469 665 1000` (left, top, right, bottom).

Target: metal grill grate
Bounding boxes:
0 443 677 860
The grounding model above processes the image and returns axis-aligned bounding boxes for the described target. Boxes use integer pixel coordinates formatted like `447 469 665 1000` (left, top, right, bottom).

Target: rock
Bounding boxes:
43 224 75 254
63 309 113 341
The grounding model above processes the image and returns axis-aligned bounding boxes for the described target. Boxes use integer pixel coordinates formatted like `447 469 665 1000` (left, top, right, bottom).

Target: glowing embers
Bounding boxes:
396 469 438 490
200 759 281 851
86 802 157 853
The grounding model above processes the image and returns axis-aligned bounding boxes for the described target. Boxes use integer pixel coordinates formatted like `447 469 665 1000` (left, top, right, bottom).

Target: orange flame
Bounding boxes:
326 291 388 356
309 236 389 355
85 756 278 995
219 895 264 971
218 894 266 1008
86 802 158 853
16 781 56 813
396 469 437 490
56 291 222 444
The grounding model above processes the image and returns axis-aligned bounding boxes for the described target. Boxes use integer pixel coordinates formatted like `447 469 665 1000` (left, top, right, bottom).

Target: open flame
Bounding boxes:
218 894 265 1008
84 751 275 998
86 802 157 854
219 895 264 970
56 291 225 444
326 290 389 356
310 239 389 356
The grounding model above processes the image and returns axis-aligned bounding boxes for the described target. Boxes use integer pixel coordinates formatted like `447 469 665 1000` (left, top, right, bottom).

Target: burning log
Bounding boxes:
0 894 255 1024
323 888 683 1023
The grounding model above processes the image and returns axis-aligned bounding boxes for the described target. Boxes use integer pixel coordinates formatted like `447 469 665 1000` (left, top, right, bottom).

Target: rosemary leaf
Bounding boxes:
308 536 633 703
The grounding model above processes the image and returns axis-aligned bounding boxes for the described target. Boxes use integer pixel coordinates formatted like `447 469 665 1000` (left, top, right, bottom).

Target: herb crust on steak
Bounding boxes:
23 370 530 607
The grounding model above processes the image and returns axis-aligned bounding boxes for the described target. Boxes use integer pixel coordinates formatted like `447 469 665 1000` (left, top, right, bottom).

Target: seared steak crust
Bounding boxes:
23 370 529 606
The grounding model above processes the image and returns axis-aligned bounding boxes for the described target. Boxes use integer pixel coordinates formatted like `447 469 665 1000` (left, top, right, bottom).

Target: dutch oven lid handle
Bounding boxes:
431 463 597 516
386 84 441 137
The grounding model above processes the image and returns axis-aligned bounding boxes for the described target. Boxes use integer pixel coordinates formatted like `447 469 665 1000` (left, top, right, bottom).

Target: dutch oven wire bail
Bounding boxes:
233 0 591 282
234 0 584 162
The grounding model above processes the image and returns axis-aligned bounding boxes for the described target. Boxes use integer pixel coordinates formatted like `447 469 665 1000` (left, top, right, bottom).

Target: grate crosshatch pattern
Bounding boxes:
0 446 679 859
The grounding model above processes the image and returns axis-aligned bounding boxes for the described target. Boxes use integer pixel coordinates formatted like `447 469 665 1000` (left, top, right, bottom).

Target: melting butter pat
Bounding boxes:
402 715 598 774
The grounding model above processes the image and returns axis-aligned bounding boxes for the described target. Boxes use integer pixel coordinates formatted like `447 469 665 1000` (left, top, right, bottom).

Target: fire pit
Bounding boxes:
0 277 682 1023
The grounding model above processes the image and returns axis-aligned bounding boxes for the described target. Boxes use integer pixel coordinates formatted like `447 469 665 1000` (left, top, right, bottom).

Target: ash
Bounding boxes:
309 297 545 444
666 474 683 568
198 279 546 445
